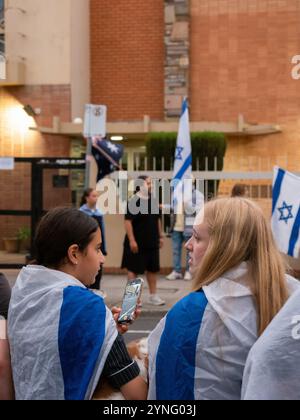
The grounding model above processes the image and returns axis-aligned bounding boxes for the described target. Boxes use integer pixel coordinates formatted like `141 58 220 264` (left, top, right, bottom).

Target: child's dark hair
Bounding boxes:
34 207 99 268
80 188 94 207
231 184 248 197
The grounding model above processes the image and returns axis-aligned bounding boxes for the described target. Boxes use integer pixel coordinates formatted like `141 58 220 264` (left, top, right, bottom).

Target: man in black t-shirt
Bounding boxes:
0 273 11 320
121 176 165 306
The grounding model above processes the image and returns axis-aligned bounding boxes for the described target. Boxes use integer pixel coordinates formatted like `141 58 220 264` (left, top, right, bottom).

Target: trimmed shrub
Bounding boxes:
146 131 227 171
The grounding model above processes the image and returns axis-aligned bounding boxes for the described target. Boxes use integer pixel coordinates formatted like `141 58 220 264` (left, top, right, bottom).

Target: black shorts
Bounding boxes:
121 247 160 274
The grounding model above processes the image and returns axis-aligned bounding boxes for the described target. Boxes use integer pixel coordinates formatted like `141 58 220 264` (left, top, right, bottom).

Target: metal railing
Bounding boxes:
112 154 298 202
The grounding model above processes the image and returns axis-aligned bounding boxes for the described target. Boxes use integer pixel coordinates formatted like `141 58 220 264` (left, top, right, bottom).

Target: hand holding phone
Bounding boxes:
118 278 144 324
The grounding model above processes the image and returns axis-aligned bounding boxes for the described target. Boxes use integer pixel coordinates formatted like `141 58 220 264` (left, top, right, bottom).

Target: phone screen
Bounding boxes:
118 279 143 324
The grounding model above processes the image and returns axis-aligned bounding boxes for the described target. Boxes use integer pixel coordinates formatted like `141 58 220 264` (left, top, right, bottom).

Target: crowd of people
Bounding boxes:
0 179 299 400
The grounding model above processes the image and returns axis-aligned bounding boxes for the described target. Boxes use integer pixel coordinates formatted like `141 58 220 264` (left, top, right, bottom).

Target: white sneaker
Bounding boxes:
184 271 192 281
148 294 166 306
166 270 183 281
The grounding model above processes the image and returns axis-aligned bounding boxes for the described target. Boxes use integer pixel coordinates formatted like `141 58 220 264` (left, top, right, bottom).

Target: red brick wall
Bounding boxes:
0 86 72 157
0 86 73 249
190 0 300 124
0 163 31 211
190 0 300 221
90 0 165 121
9 85 72 128
43 169 73 210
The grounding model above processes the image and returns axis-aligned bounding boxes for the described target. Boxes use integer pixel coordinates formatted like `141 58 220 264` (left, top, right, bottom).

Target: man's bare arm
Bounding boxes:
125 220 139 254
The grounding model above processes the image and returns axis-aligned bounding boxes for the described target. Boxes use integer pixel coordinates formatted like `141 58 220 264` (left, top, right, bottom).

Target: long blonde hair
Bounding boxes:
192 197 289 336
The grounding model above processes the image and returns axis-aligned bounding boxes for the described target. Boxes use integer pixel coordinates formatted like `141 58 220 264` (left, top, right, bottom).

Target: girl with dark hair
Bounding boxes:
80 189 107 294
8 207 147 400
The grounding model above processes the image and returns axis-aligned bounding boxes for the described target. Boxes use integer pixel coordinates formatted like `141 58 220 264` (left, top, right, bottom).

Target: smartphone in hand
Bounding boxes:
118 278 144 324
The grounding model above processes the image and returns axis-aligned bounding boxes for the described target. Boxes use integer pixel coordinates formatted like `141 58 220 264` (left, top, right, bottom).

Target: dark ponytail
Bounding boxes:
80 188 93 207
135 175 149 194
231 184 248 197
34 207 98 268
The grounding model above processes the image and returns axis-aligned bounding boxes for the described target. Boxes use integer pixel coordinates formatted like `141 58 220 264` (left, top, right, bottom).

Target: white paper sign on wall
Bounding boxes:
0 158 14 170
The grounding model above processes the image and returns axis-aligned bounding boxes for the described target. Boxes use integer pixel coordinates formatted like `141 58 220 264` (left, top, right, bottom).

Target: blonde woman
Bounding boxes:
148 198 300 400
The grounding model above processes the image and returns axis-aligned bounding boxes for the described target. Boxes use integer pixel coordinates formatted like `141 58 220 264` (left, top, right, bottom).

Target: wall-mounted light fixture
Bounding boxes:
6 105 37 136
110 136 124 142
23 104 40 117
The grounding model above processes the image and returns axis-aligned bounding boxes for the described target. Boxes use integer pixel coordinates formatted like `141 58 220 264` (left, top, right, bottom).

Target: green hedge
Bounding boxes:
146 132 227 171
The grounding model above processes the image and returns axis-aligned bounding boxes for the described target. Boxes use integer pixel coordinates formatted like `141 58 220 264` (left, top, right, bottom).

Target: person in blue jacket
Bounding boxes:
80 189 107 293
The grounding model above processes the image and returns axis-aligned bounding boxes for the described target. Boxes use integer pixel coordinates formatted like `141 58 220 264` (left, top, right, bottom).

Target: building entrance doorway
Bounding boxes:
0 157 85 269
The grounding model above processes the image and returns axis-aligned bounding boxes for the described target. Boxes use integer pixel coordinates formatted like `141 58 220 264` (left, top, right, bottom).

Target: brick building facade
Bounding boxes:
90 0 165 121
1 0 300 268
190 0 300 171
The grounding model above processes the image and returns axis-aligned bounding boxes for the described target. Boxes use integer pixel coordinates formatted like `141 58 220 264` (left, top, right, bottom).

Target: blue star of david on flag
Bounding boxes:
175 147 184 161
278 201 294 224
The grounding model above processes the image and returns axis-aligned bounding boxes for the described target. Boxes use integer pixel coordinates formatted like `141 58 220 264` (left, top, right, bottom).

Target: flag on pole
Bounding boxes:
271 166 300 258
172 98 192 211
92 137 124 181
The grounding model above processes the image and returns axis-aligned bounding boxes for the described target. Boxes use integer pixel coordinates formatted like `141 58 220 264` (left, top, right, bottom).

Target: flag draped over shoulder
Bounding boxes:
147 263 300 401
148 263 258 400
242 288 300 400
271 167 300 258
172 98 192 211
8 266 117 400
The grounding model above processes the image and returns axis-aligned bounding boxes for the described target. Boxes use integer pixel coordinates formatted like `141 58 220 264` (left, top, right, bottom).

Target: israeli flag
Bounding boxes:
148 263 300 401
271 167 300 258
172 98 192 211
148 263 259 400
8 265 117 400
